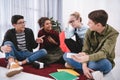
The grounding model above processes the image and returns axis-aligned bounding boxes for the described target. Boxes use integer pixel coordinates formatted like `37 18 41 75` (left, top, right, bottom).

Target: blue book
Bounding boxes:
49 71 78 80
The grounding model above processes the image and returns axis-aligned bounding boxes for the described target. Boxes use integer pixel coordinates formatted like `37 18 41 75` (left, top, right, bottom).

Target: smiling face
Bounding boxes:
13 19 25 33
87 19 97 31
88 10 108 32
43 20 52 32
87 19 105 33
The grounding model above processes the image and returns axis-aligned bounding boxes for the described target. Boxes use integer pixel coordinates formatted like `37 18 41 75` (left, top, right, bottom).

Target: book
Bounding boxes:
57 69 80 76
66 53 77 58
49 71 78 80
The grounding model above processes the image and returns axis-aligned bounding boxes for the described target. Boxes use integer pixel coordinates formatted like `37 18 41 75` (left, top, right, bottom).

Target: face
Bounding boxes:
13 19 25 33
87 19 99 31
69 15 80 28
43 20 52 32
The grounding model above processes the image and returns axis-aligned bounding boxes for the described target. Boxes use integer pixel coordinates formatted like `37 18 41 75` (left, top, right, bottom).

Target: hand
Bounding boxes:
82 65 94 79
78 52 86 56
36 35 45 43
1 45 11 53
71 53 89 63
47 36 58 45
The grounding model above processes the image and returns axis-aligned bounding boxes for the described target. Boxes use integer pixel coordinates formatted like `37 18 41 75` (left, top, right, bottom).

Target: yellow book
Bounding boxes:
57 69 80 76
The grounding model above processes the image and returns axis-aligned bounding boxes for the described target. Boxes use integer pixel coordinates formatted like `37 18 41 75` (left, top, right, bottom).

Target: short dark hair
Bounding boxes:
11 15 24 24
38 17 50 27
88 10 108 26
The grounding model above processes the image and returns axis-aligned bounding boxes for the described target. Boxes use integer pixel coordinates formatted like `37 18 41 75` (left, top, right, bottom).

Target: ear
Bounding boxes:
97 23 102 27
78 17 82 22
12 24 17 27
77 18 80 22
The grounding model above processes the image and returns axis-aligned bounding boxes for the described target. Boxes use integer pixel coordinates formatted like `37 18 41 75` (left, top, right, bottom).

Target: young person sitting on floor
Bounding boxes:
64 12 88 53
64 12 88 68
37 17 64 64
0 15 47 77
63 10 119 80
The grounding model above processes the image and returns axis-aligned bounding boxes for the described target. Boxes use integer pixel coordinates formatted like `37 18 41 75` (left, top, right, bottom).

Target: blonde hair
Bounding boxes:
70 12 82 22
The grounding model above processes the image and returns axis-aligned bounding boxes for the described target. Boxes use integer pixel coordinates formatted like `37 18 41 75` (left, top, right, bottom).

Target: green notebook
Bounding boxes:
49 71 78 80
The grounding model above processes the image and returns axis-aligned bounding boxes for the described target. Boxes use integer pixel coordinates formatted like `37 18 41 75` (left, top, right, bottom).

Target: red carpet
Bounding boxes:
0 58 87 80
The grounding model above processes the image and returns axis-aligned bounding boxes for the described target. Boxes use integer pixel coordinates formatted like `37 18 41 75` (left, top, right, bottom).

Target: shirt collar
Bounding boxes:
100 24 108 36
76 25 84 31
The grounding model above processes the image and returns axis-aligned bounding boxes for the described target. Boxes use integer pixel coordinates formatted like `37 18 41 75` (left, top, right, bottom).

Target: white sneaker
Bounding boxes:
92 71 104 80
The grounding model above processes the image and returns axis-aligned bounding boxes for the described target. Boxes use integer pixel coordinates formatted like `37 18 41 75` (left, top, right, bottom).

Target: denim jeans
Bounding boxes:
63 53 112 74
4 41 47 63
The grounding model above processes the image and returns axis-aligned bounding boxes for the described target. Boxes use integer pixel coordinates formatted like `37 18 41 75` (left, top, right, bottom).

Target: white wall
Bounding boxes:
62 0 120 30
62 0 120 56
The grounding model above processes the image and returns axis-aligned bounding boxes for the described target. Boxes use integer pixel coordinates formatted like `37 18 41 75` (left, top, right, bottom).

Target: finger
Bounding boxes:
71 55 81 62
88 72 93 79
6 48 11 52
6 46 11 50
89 68 94 72
5 50 10 53
71 55 77 59
86 72 92 79
7 44 11 47
85 73 90 79
41 35 45 38
6 48 11 51
37 38 41 41
78 54 84 57
81 52 86 56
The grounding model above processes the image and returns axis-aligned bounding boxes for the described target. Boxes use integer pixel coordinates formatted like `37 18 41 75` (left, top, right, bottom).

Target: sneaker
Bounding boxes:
6 62 23 77
32 61 44 69
92 71 104 80
14 59 22 65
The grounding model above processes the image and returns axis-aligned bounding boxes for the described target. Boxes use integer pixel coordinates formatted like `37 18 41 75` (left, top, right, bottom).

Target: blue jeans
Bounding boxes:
4 41 47 63
63 53 112 74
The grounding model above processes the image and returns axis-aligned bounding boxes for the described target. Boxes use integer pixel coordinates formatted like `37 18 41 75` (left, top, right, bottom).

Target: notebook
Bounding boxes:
57 69 80 76
49 71 78 80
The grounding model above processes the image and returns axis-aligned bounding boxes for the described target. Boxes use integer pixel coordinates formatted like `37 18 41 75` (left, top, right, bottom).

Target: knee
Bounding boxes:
103 59 112 74
40 49 47 55
63 53 67 60
63 53 73 62
88 62 96 70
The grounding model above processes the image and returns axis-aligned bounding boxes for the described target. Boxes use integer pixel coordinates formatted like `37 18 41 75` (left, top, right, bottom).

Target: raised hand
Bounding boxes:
36 35 45 43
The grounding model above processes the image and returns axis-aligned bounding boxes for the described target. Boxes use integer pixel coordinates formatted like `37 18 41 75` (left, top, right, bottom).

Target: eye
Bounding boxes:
69 20 75 23
17 21 26 24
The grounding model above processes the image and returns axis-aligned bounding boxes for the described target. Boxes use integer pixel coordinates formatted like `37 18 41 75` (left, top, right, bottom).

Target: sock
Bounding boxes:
18 62 22 65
